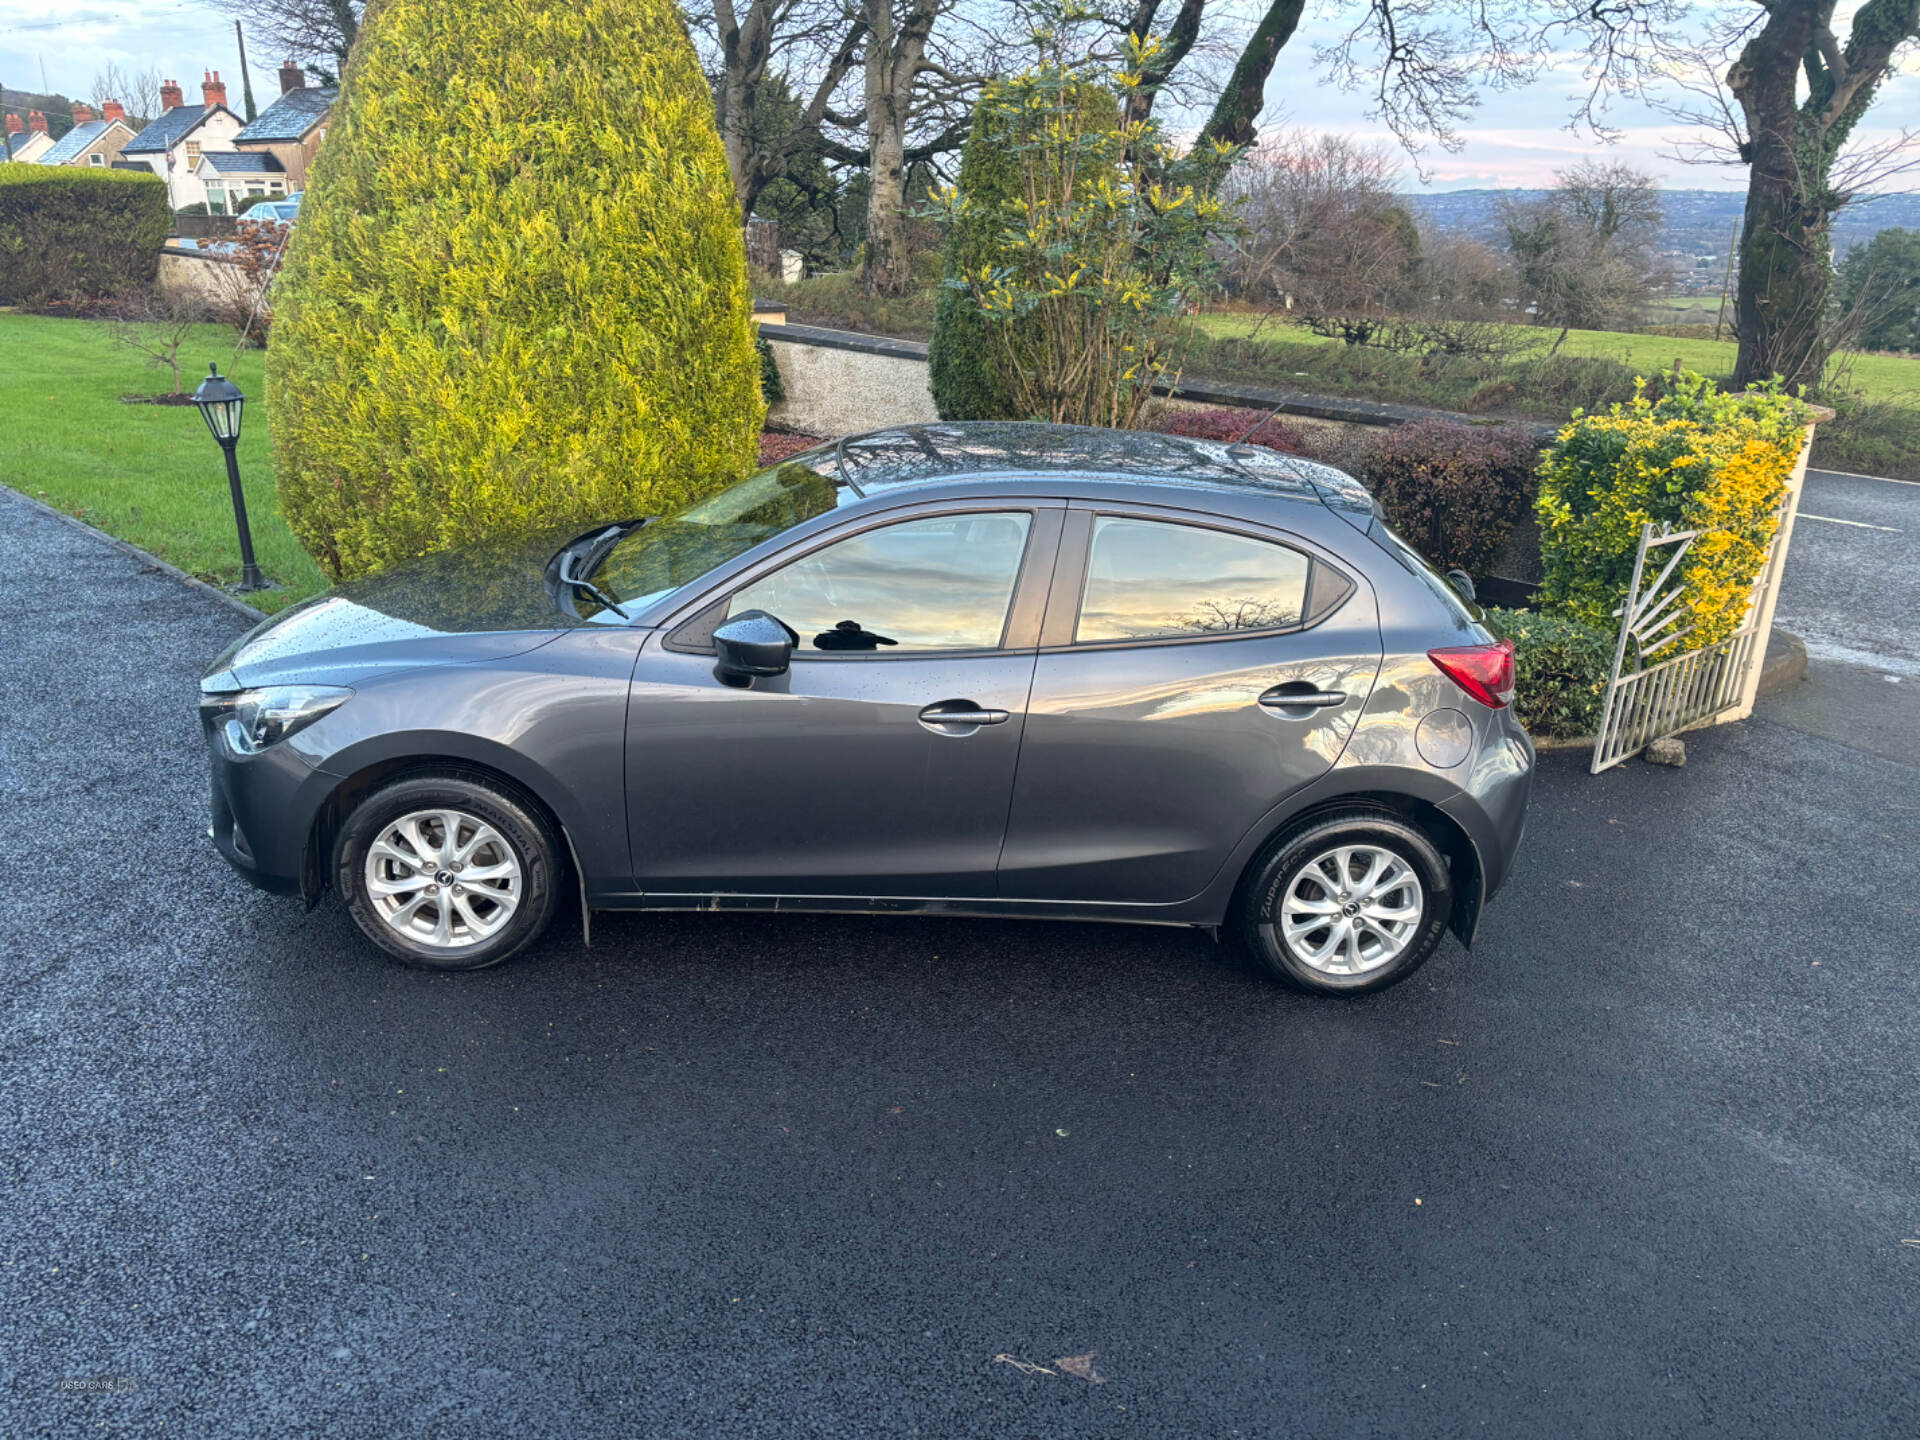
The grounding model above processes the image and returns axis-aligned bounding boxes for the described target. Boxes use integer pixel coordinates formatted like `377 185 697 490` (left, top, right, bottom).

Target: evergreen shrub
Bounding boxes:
268 0 762 580
0 165 170 305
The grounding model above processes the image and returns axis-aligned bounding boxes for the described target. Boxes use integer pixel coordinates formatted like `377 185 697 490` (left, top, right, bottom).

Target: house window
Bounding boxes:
246 182 266 197
268 180 285 195
88 153 104 167
205 182 227 216
184 141 201 166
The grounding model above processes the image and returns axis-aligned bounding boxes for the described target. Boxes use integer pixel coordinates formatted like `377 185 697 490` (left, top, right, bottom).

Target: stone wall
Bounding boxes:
763 327 941 434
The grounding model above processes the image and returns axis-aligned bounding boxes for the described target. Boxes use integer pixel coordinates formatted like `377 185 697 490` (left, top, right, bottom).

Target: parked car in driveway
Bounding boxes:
200 422 1532 993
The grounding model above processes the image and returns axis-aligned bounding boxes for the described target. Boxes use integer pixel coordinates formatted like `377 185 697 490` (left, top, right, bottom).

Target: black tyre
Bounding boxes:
334 772 562 972
1239 809 1453 995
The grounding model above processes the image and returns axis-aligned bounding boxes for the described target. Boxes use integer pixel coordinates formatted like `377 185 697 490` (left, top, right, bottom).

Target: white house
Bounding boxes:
192 151 290 215
4 111 57 163
119 72 244 210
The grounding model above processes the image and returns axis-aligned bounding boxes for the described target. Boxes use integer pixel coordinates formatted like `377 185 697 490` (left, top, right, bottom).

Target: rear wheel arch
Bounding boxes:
1232 791 1484 944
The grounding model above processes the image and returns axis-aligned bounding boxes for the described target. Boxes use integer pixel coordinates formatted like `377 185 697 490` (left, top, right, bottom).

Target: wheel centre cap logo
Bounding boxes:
434 869 455 886
1342 901 1361 917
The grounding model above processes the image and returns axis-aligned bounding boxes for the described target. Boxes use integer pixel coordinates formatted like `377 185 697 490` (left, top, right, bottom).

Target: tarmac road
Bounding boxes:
1766 468 1920 766
2 485 1916 1437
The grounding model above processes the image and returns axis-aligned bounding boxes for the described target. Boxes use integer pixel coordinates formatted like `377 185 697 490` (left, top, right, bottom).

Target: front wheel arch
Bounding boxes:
303 756 578 913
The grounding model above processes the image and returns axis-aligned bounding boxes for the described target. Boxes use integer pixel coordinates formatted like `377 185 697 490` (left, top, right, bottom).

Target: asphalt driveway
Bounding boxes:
2 487 1916 1438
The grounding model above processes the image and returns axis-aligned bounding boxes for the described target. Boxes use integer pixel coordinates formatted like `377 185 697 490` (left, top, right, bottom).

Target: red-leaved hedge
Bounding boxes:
1359 419 1541 574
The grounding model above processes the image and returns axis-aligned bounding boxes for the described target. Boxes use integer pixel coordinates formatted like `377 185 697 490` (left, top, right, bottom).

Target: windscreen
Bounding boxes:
594 457 850 611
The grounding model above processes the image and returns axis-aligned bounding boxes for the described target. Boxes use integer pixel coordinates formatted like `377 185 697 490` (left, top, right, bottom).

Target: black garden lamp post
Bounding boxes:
191 362 265 592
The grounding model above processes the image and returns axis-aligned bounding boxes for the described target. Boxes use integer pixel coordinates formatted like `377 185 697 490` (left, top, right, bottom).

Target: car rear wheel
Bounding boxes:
335 773 561 971
1239 810 1452 995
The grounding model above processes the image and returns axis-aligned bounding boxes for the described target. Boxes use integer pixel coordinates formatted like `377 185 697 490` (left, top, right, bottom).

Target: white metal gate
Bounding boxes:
1590 424 1814 773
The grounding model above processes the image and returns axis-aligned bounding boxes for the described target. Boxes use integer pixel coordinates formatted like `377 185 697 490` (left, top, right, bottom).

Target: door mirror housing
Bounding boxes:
712 609 797 687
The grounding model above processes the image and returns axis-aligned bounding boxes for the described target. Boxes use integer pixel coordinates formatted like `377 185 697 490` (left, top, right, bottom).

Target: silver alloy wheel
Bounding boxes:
1279 844 1424 975
362 808 523 950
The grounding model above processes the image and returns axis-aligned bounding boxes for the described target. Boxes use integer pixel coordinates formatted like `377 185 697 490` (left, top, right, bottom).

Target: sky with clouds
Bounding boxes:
3 1 1915 191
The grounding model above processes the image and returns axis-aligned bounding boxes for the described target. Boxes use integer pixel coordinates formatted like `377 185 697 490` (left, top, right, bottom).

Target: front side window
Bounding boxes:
731 512 1033 653
1077 516 1310 643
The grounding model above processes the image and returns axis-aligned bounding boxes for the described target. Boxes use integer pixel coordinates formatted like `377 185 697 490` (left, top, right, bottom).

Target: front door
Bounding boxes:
996 506 1382 904
625 504 1061 898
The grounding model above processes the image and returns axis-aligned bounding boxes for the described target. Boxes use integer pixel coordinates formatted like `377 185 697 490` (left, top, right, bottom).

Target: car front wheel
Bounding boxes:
1239 810 1453 995
335 773 561 971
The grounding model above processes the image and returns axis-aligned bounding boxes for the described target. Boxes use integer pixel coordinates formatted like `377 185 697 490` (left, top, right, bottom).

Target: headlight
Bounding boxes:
201 685 352 754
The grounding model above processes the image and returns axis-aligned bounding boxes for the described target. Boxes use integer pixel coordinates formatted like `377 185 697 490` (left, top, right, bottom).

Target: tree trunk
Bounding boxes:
1732 166 1831 391
860 1 930 297
1121 0 1206 129
1195 0 1307 153
864 119 912 295
713 1 766 218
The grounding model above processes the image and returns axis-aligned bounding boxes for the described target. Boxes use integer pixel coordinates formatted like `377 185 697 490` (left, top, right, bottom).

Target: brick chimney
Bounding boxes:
28 110 48 133
202 70 228 110
5 113 21 136
102 99 126 124
160 79 185 110
279 60 306 96
71 102 96 125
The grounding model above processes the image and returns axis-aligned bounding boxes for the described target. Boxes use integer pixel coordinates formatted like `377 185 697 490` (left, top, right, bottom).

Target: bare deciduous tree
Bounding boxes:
89 64 166 129
1221 132 1419 341
212 0 362 74
686 0 868 217
1501 162 1668 351
108 289 215 396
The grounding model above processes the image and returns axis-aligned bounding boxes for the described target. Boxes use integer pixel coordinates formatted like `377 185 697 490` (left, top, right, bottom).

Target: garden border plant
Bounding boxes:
1490 369 1811 739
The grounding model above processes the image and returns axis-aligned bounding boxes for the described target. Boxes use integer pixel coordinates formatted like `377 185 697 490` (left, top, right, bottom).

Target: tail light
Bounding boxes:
1428 639 1516 709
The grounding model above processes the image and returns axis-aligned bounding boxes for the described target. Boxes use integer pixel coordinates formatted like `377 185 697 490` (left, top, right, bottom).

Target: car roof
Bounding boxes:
803 422 1376 524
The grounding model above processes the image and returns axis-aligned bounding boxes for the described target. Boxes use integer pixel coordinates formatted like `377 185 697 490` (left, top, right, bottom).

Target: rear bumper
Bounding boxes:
205 721 335 897
1438 717 1535 928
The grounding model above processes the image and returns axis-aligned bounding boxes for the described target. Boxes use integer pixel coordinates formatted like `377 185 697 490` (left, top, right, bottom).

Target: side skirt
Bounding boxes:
584 891 1211 929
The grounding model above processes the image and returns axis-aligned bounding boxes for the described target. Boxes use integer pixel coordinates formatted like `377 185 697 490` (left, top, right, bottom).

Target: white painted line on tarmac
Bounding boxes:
1798 512 1902 532
1795 636 1920 678
1806 468 1920 487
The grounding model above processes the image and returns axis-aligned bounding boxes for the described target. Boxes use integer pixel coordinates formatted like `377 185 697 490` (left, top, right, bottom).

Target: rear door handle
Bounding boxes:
919 700 1011 730
1258 686 1347 711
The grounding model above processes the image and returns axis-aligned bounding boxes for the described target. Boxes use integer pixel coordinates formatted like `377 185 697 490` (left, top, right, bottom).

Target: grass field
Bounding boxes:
1192 311 1920 406
0 312 326 613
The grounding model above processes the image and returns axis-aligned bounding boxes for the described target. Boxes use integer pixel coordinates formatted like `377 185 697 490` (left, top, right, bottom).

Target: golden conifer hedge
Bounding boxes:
268 0 762 580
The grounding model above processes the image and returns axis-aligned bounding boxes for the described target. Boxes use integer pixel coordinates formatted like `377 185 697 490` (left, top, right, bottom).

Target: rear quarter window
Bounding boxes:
1368 522 1483 625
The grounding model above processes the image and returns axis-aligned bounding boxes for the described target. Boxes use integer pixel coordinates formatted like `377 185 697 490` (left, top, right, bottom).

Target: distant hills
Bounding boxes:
1405 189 1920 261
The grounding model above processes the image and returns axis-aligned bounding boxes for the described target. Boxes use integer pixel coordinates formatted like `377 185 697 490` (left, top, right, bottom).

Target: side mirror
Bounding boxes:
712 609 796 687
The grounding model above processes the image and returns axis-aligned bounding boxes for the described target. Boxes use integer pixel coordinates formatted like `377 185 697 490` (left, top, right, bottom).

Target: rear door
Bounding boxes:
624 501 1063 899
996 504 1381 904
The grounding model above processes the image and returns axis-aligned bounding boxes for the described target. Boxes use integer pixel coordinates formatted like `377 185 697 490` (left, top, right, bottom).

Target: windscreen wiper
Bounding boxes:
557 550 629 619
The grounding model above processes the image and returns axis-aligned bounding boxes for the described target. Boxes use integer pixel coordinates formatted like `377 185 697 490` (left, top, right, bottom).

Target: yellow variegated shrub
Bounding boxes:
1535 373 1808 647
268 0 762 580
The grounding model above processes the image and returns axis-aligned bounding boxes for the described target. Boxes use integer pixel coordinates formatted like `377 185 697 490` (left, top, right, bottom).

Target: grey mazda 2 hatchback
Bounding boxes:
201 423 1532 994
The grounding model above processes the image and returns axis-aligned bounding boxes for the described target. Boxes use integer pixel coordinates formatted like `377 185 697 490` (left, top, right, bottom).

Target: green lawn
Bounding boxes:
0 312 326 613
1192 311 1920 406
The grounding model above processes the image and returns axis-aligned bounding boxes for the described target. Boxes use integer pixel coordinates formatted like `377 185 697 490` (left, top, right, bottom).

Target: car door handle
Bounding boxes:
918 700 1011 730
1258 685 1348 711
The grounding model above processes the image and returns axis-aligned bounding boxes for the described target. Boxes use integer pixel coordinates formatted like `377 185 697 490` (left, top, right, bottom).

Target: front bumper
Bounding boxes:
204 719 334 896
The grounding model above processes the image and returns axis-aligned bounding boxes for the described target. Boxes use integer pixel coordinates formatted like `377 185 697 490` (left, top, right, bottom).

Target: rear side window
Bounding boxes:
1077 517 1312 643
